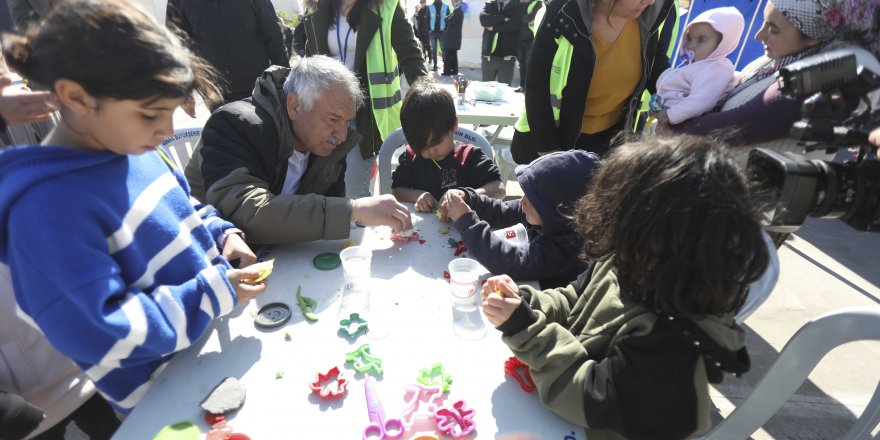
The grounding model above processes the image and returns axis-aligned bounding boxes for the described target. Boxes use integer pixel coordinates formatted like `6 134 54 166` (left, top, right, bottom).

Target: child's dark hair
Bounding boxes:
1 0 222 108
574 136 769 317
400 78 456 153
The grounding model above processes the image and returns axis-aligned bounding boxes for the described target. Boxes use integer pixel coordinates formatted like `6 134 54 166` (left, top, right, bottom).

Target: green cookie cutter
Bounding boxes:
338 313 369 338
345 343 383 375
416 362 453 393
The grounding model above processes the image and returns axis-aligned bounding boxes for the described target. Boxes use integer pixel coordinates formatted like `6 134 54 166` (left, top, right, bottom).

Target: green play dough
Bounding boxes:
152 421 199 440
313 252 341 270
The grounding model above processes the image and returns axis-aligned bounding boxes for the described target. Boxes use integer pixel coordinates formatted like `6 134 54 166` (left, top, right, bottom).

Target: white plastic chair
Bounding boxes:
159 128 202 170
376 127 494 195
704 306 880 439
734 231 780 323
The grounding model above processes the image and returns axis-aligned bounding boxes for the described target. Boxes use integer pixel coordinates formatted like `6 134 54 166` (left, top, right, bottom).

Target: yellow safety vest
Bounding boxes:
366 0 403 140
526 0 540 35
515 36 572 132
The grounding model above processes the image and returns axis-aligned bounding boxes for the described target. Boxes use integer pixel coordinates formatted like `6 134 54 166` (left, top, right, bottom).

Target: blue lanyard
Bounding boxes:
336 11 354 64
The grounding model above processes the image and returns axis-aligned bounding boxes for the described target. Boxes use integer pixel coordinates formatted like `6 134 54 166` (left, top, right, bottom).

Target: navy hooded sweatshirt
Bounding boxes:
452 150 599 288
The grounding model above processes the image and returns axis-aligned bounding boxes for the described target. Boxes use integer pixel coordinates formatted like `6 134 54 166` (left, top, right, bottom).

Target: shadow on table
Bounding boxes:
190 321 264 390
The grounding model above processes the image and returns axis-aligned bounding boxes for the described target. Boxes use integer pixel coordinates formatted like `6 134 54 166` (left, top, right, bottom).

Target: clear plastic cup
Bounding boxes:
448 258 480 312
491 223 528 246
340 246 372 291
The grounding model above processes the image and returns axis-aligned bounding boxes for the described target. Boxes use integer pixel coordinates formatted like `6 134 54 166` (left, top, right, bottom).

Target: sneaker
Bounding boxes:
514 87 523 93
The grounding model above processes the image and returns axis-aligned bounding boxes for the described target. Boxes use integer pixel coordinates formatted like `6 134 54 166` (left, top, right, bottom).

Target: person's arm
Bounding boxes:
665 65 735 125
480 3 505 27
523 18 562 151
462 147 505 199
671 79 801 147
255 0 291 67
391 2 429 84
492 2 524 33
645 0 677 95
522 0 541 24
473 180 505 199
198 104 354 243
293 22 307 56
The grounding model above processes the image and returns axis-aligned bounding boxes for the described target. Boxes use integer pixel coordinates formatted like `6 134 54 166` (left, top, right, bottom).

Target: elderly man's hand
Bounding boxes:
351 194 413 233
0 75 56 126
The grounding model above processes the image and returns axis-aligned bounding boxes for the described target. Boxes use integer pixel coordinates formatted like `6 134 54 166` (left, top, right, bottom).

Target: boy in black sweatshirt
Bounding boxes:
440 150 599 288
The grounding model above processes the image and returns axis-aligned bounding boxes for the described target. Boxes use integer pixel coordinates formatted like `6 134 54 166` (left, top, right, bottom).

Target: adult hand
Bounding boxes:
869 127 880 148
0 75 56 126
414 192 437 212
440 189 470 222
226 266 268 306
480 275 521 327
351 194 413 233
221 233 257 268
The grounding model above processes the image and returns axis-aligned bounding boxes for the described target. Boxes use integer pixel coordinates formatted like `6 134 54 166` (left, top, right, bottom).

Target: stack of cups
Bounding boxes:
338 246 372 321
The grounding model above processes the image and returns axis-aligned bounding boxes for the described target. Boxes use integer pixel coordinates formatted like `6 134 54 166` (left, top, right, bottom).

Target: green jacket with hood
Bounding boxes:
499 257 750 440
299 0 428 159
185 66 360 244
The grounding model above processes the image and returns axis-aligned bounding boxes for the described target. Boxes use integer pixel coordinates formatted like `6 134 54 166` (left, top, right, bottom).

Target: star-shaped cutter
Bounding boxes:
434 400 476 438
401 383 446 429
345 343 383 375
309 366 349 399
503 356 536 393
416 362 452 393
338 312 368 338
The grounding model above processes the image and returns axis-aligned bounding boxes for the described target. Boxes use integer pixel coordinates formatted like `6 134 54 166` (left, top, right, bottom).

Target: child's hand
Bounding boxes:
226 266 268 306
415 192 437 212
440 189 470 221
655 110 670 126
222 233 256 268
480 275 521 327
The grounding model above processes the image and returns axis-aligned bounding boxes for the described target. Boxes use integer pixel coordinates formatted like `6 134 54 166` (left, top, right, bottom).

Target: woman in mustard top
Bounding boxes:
510 0 678 163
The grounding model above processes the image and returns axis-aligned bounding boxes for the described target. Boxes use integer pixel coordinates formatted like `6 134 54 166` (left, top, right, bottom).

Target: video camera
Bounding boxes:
747 48 880 233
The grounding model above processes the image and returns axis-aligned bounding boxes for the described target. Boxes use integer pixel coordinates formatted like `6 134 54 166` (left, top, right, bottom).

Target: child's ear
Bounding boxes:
453 116 458 131
286 92 300 120
53 79 96 116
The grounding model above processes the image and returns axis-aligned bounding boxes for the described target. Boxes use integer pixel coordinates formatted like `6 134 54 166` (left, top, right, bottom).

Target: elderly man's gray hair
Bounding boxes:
283 55 364 112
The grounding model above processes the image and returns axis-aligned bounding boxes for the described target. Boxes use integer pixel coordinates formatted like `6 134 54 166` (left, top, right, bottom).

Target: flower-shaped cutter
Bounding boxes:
416 363 452 393
434 400 476 438
503 356 536 393
400 383 446 429
345 343 383 375
339 312 369 338
309 366 349 399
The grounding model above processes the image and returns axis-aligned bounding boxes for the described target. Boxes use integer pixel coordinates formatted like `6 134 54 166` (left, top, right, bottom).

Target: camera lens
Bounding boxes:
809 160 857 219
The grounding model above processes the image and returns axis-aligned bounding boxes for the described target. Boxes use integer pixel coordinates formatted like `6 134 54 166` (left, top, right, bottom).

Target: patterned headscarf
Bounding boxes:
771 0 835 42
772 0 880 56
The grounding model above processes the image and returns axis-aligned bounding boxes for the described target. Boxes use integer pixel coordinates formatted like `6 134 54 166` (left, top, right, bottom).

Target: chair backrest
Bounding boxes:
704 306 880 439
376 127 493 195
734 231 779 323
160 128 202 170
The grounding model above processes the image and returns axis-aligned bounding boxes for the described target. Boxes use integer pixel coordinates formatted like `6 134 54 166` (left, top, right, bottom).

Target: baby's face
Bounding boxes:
685 22 722 62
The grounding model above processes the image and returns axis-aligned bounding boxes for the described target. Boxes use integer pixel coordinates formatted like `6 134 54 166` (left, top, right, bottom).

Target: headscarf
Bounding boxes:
773 0 880 57
772 0 836 42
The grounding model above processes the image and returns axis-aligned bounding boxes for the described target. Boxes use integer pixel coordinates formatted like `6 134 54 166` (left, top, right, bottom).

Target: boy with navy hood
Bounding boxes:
439 150 599 288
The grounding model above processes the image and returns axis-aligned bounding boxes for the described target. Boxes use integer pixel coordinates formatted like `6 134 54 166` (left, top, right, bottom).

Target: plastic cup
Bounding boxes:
448 258 480 311
491 223 528 246
340 246 372 291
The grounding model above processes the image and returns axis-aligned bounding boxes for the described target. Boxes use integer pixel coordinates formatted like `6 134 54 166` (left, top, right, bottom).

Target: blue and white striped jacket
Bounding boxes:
0 146 238 414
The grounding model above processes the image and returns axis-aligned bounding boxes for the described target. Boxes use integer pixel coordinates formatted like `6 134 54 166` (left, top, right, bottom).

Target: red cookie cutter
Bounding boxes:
434 400 476 438
504 356 536 393
309 366 349 399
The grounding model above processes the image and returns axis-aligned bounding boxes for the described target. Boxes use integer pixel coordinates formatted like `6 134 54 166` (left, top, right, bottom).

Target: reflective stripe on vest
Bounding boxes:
515 36 572 132
491 33 499 53
366 0 403 140
526 0 539 35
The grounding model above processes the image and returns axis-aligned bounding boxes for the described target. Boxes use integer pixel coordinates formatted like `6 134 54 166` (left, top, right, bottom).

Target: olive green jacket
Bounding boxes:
299 0 428 159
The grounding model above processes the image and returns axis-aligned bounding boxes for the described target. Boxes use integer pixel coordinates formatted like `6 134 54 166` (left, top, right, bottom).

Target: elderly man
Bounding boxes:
186 56 412 244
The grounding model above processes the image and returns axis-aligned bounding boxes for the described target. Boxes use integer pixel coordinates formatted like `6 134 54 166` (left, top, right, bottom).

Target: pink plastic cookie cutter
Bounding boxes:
400 383 446 430
434 400 476 438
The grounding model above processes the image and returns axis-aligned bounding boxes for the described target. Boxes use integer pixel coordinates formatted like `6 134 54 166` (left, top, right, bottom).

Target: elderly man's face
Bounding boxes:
287 87 356 156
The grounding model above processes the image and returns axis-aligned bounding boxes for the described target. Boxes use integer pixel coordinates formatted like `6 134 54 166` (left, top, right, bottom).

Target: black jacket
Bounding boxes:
443 6 464 50
166 0 290 103
480 0 524 57
452 150 599 288
299 0 428 159
510 0 677 164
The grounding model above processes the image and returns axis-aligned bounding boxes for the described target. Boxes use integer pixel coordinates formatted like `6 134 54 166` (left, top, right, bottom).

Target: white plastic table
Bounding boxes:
112 207 581 440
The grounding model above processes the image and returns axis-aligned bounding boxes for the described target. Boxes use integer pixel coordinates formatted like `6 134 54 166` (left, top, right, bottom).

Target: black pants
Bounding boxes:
518 36 534 88
442 49 458 75
481 56 516 85
33 393 120 440
574 119 627 158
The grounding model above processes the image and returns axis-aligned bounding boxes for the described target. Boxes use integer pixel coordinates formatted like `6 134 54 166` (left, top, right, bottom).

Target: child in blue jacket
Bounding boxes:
0 0 267 415
440 150 599 288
